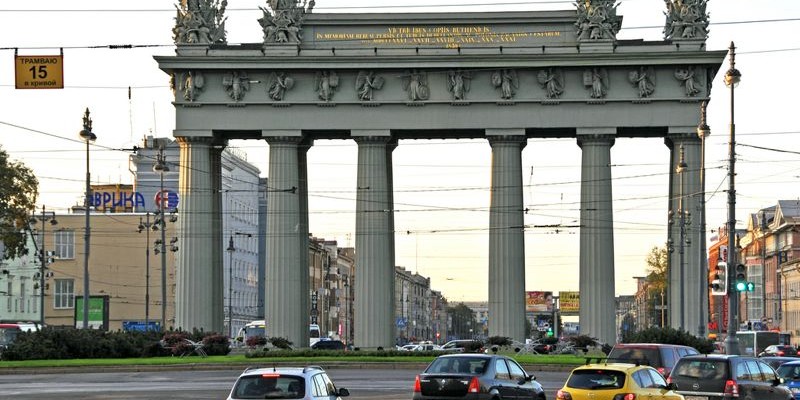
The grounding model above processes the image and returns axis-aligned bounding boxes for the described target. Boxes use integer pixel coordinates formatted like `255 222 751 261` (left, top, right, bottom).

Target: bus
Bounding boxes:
736 331 780 356
236 321 322 348
235 320 267 346
309 324 321 347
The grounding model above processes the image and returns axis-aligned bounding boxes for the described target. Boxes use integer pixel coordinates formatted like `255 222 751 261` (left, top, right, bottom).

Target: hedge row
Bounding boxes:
1 328 230 361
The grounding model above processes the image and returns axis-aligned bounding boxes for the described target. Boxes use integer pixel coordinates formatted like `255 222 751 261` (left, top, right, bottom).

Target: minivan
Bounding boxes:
607 343 699 378
669 354 792 400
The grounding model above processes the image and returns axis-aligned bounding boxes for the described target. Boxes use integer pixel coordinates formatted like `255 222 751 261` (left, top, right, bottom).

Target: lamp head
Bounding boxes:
153 161 169 173
79 108 97 142
724 68 741 88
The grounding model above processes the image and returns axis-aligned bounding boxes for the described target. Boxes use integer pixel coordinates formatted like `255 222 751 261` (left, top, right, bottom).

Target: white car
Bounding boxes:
227 366 350 400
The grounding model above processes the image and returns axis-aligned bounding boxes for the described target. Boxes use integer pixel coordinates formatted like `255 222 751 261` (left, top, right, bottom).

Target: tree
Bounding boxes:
645 245 668 290
0 145 38 259
447 303 476 339
644 245 669 326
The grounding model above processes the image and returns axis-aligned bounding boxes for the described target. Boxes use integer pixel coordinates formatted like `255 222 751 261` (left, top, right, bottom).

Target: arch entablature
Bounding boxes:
158 11 725 138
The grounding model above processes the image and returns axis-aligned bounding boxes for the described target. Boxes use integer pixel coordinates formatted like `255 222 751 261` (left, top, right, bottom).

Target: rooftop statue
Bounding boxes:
259 0 315 45
173 0 228 45
575 0 622 41
664 0 709 41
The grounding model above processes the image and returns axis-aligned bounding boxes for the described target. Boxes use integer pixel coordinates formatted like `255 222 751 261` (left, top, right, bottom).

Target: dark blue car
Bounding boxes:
776 360 800 399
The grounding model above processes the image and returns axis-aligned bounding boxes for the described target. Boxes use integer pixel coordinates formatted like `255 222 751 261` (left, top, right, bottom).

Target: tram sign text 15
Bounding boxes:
14 55 64 89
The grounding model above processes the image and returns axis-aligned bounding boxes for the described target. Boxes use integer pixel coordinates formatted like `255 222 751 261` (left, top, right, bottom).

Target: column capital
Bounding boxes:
487 135 527 149
665 126 703 147
486 128 525 137
354 136 394 145
173 129 214 138
175 136 215 146
577 134 615 148
351 129 392 138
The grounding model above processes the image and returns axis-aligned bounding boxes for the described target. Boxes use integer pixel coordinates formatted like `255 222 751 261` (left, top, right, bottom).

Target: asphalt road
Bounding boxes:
0 367 569 399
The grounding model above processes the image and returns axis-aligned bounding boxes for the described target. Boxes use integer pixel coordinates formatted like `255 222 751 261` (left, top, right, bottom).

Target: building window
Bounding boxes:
6 282 11 312
54 230 75 260
54 279 75 309
20 281 26 313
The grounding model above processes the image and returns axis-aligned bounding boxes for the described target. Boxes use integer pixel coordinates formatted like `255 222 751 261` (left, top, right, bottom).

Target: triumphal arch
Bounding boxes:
157 0 724 347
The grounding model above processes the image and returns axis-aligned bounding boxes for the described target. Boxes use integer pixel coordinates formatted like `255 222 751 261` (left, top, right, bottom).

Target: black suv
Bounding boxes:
607 343 699 378
669 354 793 400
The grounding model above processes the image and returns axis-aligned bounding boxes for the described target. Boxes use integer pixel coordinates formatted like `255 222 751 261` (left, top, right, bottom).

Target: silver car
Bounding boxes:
227 366 350 400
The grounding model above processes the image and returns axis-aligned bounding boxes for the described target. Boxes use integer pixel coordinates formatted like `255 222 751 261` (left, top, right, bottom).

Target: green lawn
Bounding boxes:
0 353 587 369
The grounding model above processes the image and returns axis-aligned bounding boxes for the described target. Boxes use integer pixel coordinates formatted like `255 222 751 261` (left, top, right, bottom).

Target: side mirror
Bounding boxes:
666 382 678 391
773 378 782 386
525 373 536 381
337 387 350 397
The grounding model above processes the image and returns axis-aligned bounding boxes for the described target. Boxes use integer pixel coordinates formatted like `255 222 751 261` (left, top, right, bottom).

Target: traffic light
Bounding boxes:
734 264 747 292
710 261 727 295
746 282 755 292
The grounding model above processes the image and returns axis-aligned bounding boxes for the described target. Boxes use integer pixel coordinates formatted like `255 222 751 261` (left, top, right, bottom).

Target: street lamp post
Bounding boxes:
153 147 169 330
226 232 251 338
33 206 57 328
724 41 742 355
78 108 96 329
697 101 710 338
137 213 152 330
675 145 689 331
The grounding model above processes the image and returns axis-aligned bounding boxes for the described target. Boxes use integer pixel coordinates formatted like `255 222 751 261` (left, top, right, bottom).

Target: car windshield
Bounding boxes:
0 327 20 346
426 357 489 374
673 359 728 380
609 347 660 365
566 369 626 390
777 364 800 380
232 375 305 399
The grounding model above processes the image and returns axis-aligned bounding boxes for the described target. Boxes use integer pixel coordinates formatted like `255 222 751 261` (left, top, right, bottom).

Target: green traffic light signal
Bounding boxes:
735 281 747 292
747 282 755 292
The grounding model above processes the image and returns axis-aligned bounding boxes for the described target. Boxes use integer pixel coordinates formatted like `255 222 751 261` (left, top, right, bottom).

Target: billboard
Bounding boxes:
525 291 553 312
74 295 110 330
559 291 580 314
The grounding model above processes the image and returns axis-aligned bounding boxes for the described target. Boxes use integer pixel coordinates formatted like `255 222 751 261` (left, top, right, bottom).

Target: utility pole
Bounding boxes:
35 206 57 328
153 145 169 330
697 101 710 338
78 108 96 329
724 42 742 355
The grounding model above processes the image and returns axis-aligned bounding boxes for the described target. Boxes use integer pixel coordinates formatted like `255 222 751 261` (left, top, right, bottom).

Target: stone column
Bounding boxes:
487 129 527 342
353 131 395 349
577 129 616 345
666 129 704 336
264 132 308 347
175 135 221 332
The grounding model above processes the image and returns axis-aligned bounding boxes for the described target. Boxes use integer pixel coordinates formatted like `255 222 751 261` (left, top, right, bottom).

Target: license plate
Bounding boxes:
684 396 708 400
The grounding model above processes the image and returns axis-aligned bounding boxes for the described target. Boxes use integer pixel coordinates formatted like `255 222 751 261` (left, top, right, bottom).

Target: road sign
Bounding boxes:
154 190 179 209
15 55 64 89
396 317 407 328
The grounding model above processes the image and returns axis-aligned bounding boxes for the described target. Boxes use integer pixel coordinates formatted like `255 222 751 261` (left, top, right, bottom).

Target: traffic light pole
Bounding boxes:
723 42 741 355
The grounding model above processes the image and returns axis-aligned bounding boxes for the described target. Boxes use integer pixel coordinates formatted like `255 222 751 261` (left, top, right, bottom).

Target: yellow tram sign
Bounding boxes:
15 55 64 89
